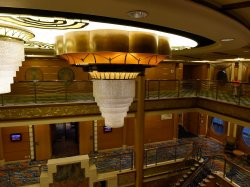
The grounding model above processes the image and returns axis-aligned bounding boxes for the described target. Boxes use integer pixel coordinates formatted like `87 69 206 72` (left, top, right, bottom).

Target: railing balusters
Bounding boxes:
1 94 3 106
0 79 249 108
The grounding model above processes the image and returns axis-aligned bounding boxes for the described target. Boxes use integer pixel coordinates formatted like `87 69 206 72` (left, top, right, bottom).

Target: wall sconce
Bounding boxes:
0 23 34 94
55 29 171 127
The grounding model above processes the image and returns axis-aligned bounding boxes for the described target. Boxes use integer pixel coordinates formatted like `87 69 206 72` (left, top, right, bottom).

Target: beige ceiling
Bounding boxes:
0 0 249 62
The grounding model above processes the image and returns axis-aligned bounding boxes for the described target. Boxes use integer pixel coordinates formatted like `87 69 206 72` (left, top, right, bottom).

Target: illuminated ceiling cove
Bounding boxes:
0 13 198 51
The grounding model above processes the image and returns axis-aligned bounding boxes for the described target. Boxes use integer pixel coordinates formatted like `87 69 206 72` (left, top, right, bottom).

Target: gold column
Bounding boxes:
135 74 145 187
234 62 239 80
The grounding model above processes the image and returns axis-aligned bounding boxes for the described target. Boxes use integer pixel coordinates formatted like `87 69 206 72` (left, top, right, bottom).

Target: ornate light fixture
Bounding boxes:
0 23 34 94
55 29 170 127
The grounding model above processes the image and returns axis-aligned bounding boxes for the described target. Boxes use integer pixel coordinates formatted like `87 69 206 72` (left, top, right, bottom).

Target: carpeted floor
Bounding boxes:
0 160 47 186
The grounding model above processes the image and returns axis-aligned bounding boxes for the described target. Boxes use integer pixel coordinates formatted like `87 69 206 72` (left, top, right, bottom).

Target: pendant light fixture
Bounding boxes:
55 29 170 127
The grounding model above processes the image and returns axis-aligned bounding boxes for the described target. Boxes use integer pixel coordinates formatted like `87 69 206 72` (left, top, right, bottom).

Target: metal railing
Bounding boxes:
90 142 194 173
0 80 249 107
180 154 250 187
144 142 193 166
145 79 250 107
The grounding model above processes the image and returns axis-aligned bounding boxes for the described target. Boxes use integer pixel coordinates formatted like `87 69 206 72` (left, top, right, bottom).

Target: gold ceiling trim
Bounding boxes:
24 41 54 49
0 23 34 41
55 29 170 66
0 16 88 30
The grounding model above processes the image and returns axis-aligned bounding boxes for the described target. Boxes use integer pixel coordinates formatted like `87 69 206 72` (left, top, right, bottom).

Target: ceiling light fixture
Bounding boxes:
0 23 34 94
220 38 234 42
127 10 149 19
55 29 170 128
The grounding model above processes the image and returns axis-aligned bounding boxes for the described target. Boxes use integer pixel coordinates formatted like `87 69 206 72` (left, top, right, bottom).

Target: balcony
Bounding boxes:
0 80 249 123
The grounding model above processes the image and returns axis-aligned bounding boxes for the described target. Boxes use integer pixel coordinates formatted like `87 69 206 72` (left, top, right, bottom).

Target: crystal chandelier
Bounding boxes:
55 29 171 127
0 24 34 94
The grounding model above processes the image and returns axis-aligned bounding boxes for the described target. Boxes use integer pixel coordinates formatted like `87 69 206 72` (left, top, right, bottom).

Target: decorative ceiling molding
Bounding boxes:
24 41 54 50
0 16 88 30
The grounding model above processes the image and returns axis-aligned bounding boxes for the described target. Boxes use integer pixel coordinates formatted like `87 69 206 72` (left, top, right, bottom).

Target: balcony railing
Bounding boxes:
0 80 249 107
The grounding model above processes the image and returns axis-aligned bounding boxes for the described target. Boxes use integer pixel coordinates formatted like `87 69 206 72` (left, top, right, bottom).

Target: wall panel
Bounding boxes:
2 126 30 161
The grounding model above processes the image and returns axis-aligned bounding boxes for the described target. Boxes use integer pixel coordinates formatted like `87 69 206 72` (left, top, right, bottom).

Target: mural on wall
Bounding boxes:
51 163 88 186
58 67 75 81
25 67 43 81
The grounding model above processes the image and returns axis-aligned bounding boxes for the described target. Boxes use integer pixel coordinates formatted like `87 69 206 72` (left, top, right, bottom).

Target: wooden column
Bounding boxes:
135 74 145 187
0 128 4 161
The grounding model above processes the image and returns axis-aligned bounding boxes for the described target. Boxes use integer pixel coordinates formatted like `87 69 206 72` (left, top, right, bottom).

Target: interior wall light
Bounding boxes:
127 10 149 19
0 23 34 94
55 29 170 128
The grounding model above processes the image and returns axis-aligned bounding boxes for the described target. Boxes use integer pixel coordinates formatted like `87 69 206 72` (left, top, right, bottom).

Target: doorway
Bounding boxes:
51 122 79 158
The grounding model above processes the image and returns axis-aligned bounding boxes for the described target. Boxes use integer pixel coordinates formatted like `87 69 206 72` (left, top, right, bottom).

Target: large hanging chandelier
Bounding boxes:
0 24 34 94
55 29 170 128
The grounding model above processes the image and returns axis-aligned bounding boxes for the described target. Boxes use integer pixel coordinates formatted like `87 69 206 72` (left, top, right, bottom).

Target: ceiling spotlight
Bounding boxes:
220 38 234 42
127 10 148 19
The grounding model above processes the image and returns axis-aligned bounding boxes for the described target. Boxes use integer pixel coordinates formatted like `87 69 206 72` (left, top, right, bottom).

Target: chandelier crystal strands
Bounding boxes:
55 29 171 128
0 24 34 94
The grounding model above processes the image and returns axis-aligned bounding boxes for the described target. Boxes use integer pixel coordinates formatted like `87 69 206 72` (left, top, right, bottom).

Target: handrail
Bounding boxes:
0 79 249 108
144 142 192 151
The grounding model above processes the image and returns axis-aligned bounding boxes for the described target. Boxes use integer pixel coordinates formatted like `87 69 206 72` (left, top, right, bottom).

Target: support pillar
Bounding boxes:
135 74 145 187
29 125 35 160
93 120 98 152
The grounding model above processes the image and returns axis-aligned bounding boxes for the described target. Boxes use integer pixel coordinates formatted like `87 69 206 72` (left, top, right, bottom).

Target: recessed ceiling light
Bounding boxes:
243 50 249 53
220 38 234 42
127 10 148 19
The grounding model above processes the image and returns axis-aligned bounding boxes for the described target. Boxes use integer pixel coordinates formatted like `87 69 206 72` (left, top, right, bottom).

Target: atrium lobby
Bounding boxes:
0 0 249 187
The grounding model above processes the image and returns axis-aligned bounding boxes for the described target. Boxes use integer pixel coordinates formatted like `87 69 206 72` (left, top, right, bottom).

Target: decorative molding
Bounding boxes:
0 103 100 121
24 41 54 50
0 16 88 30
58 67 75 81
0 98 249 125
25 67 44 81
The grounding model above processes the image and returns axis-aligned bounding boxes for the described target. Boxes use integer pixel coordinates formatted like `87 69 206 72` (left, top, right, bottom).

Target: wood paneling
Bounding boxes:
97 120 123 150
79 121 93 155
145 63 176 80
144 115 174 143
2 126 30 161
126 117 135 146
183 64 209 80
199 114 207 135
15 58 89 81
34 124 52 160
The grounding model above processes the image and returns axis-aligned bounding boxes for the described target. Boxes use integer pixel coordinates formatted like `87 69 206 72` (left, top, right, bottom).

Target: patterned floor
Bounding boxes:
0 160 47 187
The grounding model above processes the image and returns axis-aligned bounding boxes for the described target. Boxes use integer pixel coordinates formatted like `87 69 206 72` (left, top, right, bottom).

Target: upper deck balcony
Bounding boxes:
0 79 249 124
